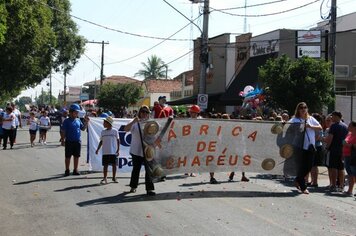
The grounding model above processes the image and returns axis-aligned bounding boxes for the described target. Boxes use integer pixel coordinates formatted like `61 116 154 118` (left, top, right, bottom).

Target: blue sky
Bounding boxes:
20 0 356 99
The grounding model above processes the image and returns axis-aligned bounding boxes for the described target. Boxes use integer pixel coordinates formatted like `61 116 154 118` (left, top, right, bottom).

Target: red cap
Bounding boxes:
189 105 200 113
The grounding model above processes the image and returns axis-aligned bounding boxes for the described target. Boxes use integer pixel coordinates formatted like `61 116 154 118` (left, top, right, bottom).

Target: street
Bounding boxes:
0 127 355 236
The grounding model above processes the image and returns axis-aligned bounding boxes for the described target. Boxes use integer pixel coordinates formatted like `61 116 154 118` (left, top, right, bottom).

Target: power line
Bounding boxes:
83 53 101 69
212 0 321 17
33 0 191 41
211 0 287 12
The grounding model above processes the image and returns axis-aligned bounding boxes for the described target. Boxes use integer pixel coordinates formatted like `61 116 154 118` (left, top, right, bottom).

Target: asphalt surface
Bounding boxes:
0 127 355 236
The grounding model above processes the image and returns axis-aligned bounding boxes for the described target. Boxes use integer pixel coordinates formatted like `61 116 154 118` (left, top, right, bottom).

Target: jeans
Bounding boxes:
295 149 314 191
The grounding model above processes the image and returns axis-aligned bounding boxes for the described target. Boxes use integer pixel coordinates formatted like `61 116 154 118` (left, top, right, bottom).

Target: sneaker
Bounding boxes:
342 191 353 197
147 191 156 196
112 177 118 183
329 186 337 192
100 179 108 185
43 142 47 145
190 173 197 177
72 170 80 176
64 170 70 176
210 177 218 184
129 188 137 193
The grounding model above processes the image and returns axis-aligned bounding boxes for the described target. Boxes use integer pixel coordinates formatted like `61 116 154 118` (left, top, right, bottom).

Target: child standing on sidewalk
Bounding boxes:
27 112 38 147
95 116 120 184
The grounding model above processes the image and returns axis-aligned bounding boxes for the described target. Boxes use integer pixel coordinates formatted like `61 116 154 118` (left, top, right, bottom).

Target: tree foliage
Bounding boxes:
97 83 143 116
135 55 168 80
0 0 85 103
35 91 58 107
15 96 32 111
258 55 334 113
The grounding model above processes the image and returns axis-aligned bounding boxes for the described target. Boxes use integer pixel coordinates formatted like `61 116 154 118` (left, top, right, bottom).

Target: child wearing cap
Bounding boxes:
95 116 120 184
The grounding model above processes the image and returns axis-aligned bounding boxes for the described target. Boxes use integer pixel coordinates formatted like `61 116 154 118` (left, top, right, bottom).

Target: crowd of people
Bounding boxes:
1 98 355 198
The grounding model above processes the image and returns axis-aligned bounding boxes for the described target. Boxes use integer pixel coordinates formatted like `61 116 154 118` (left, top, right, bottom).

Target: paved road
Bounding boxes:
0 127 355 236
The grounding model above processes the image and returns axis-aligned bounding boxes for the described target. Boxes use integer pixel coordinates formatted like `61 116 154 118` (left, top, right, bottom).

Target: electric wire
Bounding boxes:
212 0 320 17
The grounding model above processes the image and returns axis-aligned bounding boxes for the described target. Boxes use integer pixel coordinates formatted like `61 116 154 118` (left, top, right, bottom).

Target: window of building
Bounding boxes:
335 86 347 95
335 65 349 77
352 66 356 78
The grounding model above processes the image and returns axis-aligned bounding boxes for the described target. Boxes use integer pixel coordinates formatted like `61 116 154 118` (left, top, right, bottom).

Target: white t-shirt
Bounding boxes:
289 116 320 150
2 112 16 130
129 123 144 157
29 117 38 131
100 128 119 155
39 116 50 127
13 109 21 126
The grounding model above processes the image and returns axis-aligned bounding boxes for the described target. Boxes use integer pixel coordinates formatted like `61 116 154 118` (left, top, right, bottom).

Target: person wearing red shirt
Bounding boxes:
152 96 173 118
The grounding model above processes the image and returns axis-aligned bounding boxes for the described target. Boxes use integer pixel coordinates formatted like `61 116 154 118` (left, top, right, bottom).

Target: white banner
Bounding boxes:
88 117 302 176
88 117 133 172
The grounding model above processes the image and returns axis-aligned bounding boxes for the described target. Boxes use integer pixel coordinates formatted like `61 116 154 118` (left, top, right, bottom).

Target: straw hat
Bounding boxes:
261 158 276 170
104 116 114 126
271 123 283 134
144 121 159 136
144 145 155 161
279 144 294 159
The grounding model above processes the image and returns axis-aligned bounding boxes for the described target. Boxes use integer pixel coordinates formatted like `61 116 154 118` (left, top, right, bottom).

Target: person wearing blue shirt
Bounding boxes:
60 104 89 176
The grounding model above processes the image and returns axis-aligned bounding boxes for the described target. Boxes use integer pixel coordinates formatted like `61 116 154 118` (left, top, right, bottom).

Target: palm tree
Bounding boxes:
135 55 168 80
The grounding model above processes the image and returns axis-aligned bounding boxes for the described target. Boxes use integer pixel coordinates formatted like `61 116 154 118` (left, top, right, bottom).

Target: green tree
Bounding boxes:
16 96 32 111
97 83 142 116
0 0 85 103
135 55 168 80
258 55 334 113
35 91 58 107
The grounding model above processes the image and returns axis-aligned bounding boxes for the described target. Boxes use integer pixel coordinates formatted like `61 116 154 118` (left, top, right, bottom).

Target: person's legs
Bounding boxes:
112 164 117 182
73 157 80 174
8 129 15 148
65 157 71 176
3 129 9 149
101 165 108 184
241 172 249 182
311 166 319 186
129 154 142 189
296 150 313 193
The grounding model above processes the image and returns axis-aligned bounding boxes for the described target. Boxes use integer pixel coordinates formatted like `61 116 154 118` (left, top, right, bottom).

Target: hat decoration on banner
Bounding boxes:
239 85 265 116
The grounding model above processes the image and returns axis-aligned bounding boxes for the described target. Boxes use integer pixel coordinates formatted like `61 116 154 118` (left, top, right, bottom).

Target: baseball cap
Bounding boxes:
158 96 166 101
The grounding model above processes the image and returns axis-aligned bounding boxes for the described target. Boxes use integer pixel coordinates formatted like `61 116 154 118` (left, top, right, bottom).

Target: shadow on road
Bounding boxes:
76 190 299 207
13 174 66 185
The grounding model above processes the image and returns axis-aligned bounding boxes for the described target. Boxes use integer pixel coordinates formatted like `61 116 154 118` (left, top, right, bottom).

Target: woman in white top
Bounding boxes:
289 102 322 194
124 105 155 196
39 111 51 145
2 106 16 150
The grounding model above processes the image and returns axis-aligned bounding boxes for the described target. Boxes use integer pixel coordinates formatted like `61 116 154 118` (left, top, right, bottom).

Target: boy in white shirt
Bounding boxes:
95 116 120 184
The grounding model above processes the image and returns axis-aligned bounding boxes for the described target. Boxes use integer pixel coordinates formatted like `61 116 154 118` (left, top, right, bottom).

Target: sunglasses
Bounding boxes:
141 110 150 114
299 106 308 109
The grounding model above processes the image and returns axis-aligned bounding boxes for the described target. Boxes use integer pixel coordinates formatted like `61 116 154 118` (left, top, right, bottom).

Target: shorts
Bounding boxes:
29 130 37 135
344 157 356 176
65 141 81 158
102 154 117 166
39 128 48 134
327 152 344 170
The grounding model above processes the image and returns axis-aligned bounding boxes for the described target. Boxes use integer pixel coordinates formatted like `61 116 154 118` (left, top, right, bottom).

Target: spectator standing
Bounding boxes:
290 102 322 194
11 102 22 143
152 96 173 118
325 111 348 192
342 121 356 196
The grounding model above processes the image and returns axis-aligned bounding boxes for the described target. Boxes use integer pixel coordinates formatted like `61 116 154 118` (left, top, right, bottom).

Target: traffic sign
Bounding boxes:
197 94 208 109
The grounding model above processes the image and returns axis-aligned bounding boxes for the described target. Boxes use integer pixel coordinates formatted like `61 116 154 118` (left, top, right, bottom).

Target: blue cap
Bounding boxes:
99 113 108 118
69 104 81 112
107 111 113 116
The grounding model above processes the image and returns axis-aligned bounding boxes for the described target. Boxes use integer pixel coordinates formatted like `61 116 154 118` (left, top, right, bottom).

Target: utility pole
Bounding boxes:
199 0 210 95
329 0 337 110
86 41 109 90
63 72 67 106
49 73 52 105
329 0 336 76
